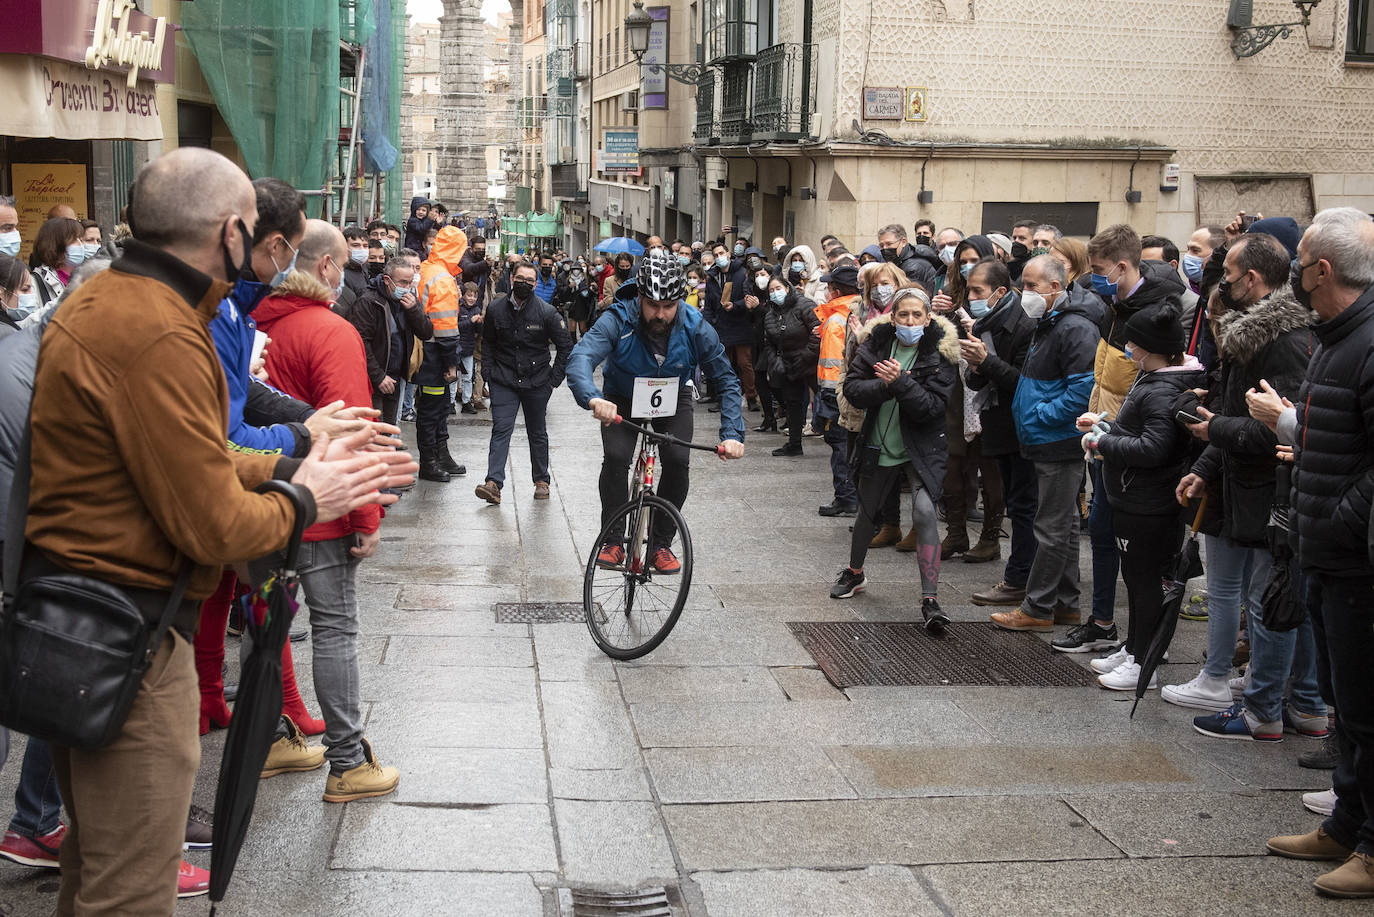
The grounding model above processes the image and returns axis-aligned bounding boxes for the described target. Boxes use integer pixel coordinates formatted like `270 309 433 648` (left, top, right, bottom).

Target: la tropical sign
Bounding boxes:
85 0 169 88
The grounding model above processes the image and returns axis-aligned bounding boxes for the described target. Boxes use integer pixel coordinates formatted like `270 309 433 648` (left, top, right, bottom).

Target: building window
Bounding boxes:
704 0 758 63
614 27 620 66
1351 0 1374 62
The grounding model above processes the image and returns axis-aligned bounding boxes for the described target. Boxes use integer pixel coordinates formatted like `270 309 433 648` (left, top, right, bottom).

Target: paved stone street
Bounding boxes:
0 393 1361 916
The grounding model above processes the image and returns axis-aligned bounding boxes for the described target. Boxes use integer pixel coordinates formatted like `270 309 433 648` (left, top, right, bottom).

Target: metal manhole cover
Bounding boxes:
787 622 1096 688
493 602 590 623
558 885 673 916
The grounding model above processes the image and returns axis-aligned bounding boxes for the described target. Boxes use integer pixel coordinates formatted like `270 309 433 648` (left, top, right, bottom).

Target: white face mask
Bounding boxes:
10 289 41 321
939 244 957 265
1020 290 1049 319
755 275 769 290
0 231 20 257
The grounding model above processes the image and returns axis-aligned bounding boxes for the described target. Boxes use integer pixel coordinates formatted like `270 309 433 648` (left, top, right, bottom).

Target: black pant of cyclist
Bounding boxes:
598 390 693 550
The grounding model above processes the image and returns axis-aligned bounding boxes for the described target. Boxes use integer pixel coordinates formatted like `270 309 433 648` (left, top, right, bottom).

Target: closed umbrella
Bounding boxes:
593 236 645 256
1132 495 1207 717
208 480 309 914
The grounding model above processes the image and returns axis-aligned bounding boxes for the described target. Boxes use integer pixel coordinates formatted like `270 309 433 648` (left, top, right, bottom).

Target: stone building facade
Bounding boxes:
691 0 1374 249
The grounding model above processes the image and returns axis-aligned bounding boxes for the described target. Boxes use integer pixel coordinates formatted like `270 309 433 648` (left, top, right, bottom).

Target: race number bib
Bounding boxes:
631 376 679 419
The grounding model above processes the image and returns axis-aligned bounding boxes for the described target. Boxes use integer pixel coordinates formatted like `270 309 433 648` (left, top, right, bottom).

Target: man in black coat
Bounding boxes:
345 257 433 425
474 262 573 505
1260 209 1374 897
962 259 1038 593
878 223 940 294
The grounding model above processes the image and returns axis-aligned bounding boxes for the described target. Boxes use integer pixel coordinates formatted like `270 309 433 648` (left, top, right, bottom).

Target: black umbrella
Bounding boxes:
1132 495 1208 717
208 481 309 913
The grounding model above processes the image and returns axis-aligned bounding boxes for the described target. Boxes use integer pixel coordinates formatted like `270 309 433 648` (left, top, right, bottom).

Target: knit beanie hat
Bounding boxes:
1123 304 1185 356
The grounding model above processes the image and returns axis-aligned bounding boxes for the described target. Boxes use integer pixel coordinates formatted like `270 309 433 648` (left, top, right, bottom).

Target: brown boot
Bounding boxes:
260 717 325 779
1266 827 1354 862
1315 853 1374 898
963 535 1001 564
869 524 902 549
972 581 1025 606
322 739 400 803
896 529 920 552
940 532 969 559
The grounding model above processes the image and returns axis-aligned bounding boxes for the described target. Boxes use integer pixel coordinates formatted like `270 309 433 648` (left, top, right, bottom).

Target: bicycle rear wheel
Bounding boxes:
584 493 693 660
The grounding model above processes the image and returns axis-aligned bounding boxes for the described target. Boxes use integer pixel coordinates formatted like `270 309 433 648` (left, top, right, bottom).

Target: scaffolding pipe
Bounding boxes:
339 44 366 228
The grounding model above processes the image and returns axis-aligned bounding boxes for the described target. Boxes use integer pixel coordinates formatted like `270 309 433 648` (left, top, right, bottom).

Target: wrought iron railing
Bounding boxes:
718 64 751 142
694 74 716 141
751 43 815 139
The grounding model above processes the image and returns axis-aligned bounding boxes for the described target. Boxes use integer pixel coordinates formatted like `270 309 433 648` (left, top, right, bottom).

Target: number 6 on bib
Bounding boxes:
631 376 679 419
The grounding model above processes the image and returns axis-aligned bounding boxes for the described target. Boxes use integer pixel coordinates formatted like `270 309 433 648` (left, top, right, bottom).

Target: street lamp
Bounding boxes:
624 0 710 85
1227 0 1322 58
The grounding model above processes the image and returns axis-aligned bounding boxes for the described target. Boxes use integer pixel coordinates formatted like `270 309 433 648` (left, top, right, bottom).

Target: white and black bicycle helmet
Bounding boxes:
636 249 686 302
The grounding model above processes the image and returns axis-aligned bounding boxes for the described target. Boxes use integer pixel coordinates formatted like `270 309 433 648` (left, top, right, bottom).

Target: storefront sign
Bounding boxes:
861 87 903 121
0 56 163 141
86 0 170 88
12 163 89 260
603 131 640 172
642 7 670 110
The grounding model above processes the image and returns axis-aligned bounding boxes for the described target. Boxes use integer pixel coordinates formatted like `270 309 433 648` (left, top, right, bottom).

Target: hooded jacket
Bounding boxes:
784 244 824 302
404 195 435 254
1012 284 1100 462
416 226 469 384
253 270 382 543
762 286 821 383
566 282 745 444
1095 357 1207 515
1190 285 1314 545
890 242 941 293
1292 283 1374 576
966 289 1036 457
1087 259 1187 418
844 315 960 500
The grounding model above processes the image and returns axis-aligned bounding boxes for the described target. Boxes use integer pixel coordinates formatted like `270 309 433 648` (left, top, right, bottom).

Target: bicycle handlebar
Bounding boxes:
612 415 728 455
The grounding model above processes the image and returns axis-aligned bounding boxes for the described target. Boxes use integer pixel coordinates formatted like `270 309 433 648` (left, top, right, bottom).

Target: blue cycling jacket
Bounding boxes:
567 284 746 443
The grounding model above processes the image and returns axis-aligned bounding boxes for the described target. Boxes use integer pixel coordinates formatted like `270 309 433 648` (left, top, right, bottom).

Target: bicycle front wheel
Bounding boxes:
583 493 693 660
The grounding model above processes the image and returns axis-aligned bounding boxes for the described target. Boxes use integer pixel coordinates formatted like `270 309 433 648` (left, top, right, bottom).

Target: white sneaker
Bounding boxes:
1302 788 1337 817
1097 657 1158 692
1161 671 1234 712
1229 669 1248 700
1090 646 1130 675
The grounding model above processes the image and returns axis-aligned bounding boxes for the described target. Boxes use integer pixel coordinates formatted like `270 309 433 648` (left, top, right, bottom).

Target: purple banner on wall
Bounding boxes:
642 6 669 110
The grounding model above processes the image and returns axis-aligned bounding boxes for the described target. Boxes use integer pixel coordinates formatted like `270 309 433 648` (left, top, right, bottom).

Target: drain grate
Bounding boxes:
787 622 1095 688
493 602 590 624
558 886 672 916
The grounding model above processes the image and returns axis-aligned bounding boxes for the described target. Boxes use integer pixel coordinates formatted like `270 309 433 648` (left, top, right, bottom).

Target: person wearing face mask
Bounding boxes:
987 255 1098 633
0 196 20 260
1066 225 1187 645
934 227 966 287
1181 225 1225 369
746 260 777 428
414 225 471 481
600 252 636 316
761 274 820 455
1076 304 1206 691
830 288 959 635
785 244 823 302
816 262 865 516
554 261 597 340
1166 232 1319 725
473 262 573 505
0 254 41 332
334 227 372 317
1141 234 1200 336
877 224 940 292
344 255 435 424
459 236 492 308
683 265 705 310
913 219 936 251
1007 221 1036 284
771 236 789 265
27 217 83 306
708 244 763 413
962 257 1039 605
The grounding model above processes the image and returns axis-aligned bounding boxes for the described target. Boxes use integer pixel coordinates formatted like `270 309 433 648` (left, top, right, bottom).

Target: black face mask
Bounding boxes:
1217 276 1247 311
914 234 933 249
881 247 899 263
615 266 631 279
223 217 253 284
512 280 534 300
1011 241 1030 260
540 266 552 277
366 262 384 278
1291 261 1314 310
773 245 786 261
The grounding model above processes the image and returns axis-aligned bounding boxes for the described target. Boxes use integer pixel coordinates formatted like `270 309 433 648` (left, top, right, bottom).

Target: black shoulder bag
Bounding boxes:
0 423 191 750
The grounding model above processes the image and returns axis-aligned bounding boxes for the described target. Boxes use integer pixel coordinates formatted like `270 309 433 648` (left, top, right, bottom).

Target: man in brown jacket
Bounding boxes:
22 147 415 916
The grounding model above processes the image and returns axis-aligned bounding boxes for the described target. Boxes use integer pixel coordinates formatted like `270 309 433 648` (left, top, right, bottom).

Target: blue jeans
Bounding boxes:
9 737 62 838
996 453 1038 589
400 381 416 415
823 424 855 506
485 381 552 487
459 354 475 403
1242 564 1323 723
1087 461 1119 623
1307 574 1374 855
1202 535 1270 681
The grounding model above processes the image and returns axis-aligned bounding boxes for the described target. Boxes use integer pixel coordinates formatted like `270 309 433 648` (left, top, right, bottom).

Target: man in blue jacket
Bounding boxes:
567 250 745 574
991 254 1098 632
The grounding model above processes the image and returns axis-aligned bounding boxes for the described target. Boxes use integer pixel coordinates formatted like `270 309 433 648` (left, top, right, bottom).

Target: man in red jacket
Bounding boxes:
251 218 400 803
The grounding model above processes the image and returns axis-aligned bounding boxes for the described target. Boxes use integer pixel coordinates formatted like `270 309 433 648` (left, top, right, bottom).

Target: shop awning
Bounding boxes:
0 55 163 141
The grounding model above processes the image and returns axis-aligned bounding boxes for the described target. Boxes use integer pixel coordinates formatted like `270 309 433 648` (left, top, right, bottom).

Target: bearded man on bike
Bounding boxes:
567 249 746 573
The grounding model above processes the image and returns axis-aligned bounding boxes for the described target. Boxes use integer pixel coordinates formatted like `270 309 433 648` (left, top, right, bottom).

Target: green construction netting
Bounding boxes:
181 0 380 210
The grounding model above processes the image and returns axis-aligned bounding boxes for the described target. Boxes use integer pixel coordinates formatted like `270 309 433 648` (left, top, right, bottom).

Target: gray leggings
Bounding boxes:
850 463 941 597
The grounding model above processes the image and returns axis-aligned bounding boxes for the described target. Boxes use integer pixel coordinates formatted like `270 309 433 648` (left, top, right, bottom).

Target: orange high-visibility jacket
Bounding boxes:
816 293 858 390
418 226 469 340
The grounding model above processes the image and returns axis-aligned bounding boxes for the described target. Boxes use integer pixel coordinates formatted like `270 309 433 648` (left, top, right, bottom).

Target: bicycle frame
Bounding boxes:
625 434 659 576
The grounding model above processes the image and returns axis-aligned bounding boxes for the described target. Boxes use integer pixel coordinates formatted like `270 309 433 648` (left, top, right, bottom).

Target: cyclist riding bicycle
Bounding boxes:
567 248 746 573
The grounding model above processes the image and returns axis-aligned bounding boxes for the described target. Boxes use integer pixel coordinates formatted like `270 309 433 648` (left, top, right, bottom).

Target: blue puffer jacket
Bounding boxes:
567 283 746 443
1012 284 1099 462
209 278 312 457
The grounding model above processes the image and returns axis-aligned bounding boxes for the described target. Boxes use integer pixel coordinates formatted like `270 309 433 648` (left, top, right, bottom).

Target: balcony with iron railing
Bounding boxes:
693 42 815 146
694 75 716 142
